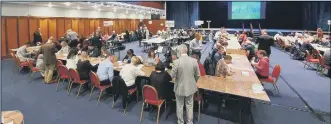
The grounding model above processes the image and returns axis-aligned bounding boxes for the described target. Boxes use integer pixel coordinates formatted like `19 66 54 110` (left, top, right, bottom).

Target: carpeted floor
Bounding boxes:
1 40 329 124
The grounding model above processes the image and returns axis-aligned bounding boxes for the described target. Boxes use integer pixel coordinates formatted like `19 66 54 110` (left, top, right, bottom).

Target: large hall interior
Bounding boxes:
1 1 330 124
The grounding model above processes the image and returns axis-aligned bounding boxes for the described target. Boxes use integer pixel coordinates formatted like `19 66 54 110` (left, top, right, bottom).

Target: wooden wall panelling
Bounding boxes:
78 19 85 36
39 18 49 40
64 18 72 32
2 18 7 56
108 19 113 34
48 18 57 39
89 19 95 34
98 19 105 34
84 19 90 37
6 17 19 52
72 18 79 34
18 17 29 46
56 18 65 40
29 17 39 42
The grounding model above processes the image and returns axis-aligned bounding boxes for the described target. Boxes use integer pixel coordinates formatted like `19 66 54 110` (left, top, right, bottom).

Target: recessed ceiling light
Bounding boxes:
64 2 71 6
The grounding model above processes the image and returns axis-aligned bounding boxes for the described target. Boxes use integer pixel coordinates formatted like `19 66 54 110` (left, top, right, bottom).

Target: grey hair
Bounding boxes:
177 44 188 54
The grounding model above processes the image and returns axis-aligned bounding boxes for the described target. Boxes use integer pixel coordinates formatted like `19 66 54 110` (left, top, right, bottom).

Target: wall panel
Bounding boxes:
48 18 57 39
6 17 19 51
72 19 79 34
56 18 65 39
39 18 49 41
29 17 39 41
78 19 85 36
64 18 72 31
84 19 90 37
89 19 95 34
18 17 29 46
2 18 7 56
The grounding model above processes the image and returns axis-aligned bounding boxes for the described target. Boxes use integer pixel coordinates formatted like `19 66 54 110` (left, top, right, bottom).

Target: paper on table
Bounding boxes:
241 71 249 76
8 121 14 124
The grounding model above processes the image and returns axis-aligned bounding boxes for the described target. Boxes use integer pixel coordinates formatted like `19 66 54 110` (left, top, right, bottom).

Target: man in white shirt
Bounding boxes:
190 33 203 58
16 42 34 62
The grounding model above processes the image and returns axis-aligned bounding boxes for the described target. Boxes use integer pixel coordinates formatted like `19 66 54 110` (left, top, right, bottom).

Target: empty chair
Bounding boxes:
56 65 71 92
11 53 29 72
26 59 40 79
259 64 281 95
317 56 329 75
304 50 320 69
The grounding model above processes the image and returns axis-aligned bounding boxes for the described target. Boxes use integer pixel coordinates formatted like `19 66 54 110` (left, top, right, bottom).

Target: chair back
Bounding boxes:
57 65 69 78
319 56 327 67
272 64 281 79
89 72 101 86
143 85 159 102
69 69 81 82
26 59 35 69
57 60 63 66
312 48 321 59
305 50 313 60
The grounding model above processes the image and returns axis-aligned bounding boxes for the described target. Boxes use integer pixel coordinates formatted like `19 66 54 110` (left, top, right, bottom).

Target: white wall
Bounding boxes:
2 3 151 19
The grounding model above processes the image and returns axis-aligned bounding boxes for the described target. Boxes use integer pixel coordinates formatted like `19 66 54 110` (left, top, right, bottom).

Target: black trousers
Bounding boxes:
113 84 136 109
255 71 269 79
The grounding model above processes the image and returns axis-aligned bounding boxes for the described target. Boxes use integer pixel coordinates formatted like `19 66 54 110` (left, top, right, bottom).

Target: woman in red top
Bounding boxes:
192 53 206 76
252 50 270 79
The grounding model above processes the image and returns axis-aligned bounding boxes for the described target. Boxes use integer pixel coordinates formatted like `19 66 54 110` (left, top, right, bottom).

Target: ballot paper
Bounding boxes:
241 71 249 76
252 83 264 93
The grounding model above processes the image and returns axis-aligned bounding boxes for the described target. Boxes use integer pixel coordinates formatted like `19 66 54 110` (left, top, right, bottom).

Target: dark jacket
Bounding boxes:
40 43 58 65
87 47 100 57
203 49 218 76
150 71 172 98
122 54 136 63
33 31 43 45
256 35 274 55
76 60 96 80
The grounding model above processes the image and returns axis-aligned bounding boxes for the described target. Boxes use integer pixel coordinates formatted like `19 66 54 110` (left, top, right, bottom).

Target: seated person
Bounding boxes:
215 55 234 77
120 56 145 89
36 54 45 77
66 48 79 69
320 38 330 47
189 33 203 52
214 46 226 63
251 50 270 79
150 62 172 99
76 50 97 84
16 41 35 62
145 48 158 66
136 56 144 69
99 47 109 58
97 53 115 86
242 39 256 61
57 41 70 54
87 44 100 57
102 33 110 41
123 49 135 63
110 31 117 40
192 53 206 76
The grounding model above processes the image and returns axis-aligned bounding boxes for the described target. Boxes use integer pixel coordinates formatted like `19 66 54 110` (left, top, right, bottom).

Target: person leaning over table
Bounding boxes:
120 56 145 89
16 41 35 62
99 47 110 59
76 49 98 89
39 37 58 84
242 38 256 61
251 50 270 79
65 48 79 69
96 52 115 87
171 44 200 124
123 49 136 63
215 55 234 78
57 41 70 55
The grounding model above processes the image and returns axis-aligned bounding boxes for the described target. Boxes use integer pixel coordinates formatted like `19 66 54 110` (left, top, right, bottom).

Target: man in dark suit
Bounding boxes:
33 28 43 45
256 30 274 57
39 37 58 83
137 27 143 47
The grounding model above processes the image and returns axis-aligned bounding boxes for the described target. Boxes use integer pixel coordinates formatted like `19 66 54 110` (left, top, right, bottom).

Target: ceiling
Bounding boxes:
6 2 165 16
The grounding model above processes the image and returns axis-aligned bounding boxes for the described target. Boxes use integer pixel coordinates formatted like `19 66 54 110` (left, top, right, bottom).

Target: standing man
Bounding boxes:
256 29 274 57
66 29 79 48
33 28 42 45
137 26 143 47
39 37 58 84
171 44 200 124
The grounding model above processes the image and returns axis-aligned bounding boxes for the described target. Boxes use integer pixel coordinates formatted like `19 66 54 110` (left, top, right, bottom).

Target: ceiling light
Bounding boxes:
64 2 71 6
77 6 80 10
47 3 53 7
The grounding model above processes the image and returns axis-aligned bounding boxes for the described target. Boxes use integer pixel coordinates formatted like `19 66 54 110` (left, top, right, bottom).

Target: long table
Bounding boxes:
226 37 247 55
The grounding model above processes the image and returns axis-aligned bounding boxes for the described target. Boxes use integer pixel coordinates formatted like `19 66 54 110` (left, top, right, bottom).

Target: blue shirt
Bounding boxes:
96 59 114 82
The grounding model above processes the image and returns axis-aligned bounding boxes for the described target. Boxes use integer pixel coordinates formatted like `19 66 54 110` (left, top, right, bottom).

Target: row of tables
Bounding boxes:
11 36 269 124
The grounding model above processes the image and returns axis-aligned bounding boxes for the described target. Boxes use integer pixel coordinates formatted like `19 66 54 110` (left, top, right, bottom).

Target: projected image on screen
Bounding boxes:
228 2 266 20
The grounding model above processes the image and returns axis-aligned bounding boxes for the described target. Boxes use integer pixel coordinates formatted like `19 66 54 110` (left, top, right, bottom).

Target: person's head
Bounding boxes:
131 56 140 66
47 36 55 43
261 29 268 35
67 48 78 59
25 41 31 47
127 49 134 57
178 44 188 55
257 50 268 58
37 28 41 33
195 33 201 40
112 30 115 34
218 46 225 54
155 62 165 72
61 41 68 47
80 49 88 58
37 54 43 59
101 47 107 54
221 41 228 47
148 48 156 58
224 55 232 64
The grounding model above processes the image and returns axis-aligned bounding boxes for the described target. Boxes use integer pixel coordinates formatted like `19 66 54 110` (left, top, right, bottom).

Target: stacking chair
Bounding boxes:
56 65 71 92
316 56 329 75
89 72 112 106
57 60 64 66
304 50 320 69
259 64 281 95
11 53 29 72
26 59 40 79
140 85 166 124
68 69 88 98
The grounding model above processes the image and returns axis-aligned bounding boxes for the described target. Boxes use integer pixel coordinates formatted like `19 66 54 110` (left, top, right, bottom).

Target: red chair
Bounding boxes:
140 85 166 124
57 60 64 66
89 72 112 106
11 53 29 72
26 59 40 79
304 50 320 68
56 65 71 92
312 48 321 59
68 69 88 98
317 56 329 74
260 64 281 95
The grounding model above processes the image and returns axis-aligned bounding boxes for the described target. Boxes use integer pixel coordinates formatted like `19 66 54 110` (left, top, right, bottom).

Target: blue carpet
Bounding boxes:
1 41 328 124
